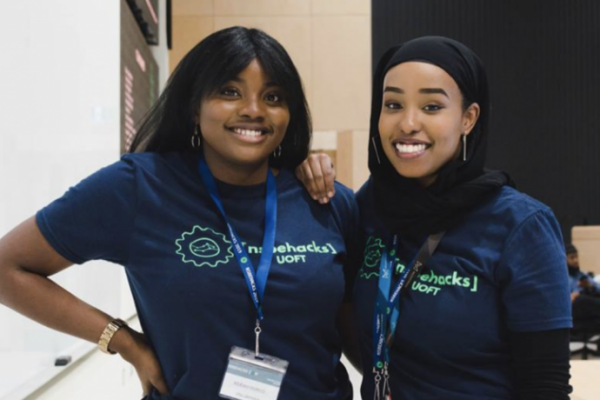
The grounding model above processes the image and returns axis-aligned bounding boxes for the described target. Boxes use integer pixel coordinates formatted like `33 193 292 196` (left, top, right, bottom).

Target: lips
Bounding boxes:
395 143 428 154
225 125 272 144
392 138 432 158
228 125 271 137
232 128 265 137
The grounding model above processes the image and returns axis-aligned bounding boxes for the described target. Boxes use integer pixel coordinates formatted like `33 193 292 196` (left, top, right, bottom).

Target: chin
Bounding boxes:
392 165 437 186
389 163 424 179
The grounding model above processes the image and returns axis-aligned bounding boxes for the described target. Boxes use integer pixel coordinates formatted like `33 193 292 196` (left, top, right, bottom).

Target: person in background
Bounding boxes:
567 243 600 296
297 36 572 400
0 27 359 400
567 244 600 332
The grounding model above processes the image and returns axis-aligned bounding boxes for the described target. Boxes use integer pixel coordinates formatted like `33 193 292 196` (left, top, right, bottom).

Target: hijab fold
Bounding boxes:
368 37 513 237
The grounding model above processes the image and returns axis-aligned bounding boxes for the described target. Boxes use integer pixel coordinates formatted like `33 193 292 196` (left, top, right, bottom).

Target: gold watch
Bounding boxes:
98 318 128 354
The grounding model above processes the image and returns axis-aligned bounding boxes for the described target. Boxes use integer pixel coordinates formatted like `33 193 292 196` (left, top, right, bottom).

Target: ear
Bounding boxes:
462 103 480 136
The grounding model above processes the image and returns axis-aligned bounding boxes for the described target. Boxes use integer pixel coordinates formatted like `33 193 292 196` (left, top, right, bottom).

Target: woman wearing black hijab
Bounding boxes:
298 36 572 399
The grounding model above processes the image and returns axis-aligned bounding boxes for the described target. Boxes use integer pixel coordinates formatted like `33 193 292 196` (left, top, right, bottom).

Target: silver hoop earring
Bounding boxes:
273 145 282 158
371 137 382 165
461 133 467 161
191 125 202 149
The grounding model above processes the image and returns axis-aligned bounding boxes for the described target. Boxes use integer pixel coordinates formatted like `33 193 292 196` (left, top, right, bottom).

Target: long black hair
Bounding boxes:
129 26 311 170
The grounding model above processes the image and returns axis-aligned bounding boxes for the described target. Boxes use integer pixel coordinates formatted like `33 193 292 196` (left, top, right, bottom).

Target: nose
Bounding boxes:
399 107 421 135
238 95 265 120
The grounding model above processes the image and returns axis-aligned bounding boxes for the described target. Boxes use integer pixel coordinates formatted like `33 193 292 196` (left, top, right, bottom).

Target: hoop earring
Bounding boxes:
273 145 282 158
191 125 202 149
461 133 467 161
371 137 382 165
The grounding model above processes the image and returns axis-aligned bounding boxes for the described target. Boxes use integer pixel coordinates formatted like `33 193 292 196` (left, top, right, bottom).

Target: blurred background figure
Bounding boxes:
568 244 600 332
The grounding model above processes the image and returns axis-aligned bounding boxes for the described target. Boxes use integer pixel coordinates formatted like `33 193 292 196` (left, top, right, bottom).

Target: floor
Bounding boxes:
570 360 600 400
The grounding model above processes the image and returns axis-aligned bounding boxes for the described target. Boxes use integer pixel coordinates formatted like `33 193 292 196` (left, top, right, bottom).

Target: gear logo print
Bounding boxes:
190 238 220 258
175 226 234 268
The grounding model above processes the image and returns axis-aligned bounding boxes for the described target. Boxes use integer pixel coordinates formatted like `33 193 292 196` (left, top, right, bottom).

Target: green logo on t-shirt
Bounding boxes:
189 238 220 258
175 226 339 268
175 226 234 268
358 234 479 295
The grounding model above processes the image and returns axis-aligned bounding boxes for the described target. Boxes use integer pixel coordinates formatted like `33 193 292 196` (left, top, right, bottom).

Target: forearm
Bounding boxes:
0 218 166 393
0 217 135 354
0 265 134 354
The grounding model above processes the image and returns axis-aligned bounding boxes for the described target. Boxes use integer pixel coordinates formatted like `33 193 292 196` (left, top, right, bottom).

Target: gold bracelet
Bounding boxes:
98 318 128 355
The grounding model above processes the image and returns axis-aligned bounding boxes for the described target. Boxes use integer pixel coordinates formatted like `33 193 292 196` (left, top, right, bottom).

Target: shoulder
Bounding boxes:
354 176 385 234
277 169 357 213
331 181 357 211
355 176 374 208
118 152 199 183
120 152 189 172
436 186 563 266
465 186 564 263
474 186 557 230
279 169 359 234
329 181 359 239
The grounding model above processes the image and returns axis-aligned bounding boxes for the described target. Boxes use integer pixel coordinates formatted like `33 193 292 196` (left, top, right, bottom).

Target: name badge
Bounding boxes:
220 346 289 400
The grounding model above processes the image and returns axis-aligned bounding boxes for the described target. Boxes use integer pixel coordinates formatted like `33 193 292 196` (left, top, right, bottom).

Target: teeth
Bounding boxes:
233 128 262 137
395 143 427 154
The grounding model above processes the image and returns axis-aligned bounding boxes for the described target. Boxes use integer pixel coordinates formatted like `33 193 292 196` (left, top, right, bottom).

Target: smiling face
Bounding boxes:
378 62 480 186
197 59 290 183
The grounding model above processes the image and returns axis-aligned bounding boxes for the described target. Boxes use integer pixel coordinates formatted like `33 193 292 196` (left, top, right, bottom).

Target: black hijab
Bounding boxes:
369 36 512 236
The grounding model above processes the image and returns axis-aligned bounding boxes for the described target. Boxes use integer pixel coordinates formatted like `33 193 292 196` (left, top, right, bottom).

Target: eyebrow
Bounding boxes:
420 88 448 97
384 86 404 94
228 77 280 88
383 86 449 98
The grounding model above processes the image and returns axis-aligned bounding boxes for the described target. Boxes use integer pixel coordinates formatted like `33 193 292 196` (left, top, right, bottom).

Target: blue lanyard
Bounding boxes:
372 232 445 371
197 158 277 322
372 235 412 370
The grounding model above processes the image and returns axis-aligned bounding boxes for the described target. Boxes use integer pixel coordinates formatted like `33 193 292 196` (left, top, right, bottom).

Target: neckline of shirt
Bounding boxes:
175 152 293 200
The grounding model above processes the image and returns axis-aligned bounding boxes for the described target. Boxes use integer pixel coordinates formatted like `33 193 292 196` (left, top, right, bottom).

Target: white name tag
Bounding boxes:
219 346 289 400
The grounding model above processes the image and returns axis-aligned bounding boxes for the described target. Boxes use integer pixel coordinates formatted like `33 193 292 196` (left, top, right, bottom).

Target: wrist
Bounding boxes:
98 318 130 355
111 326 145 362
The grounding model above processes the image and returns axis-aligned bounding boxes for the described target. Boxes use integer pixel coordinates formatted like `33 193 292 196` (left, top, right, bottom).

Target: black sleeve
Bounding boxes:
509 328 572 400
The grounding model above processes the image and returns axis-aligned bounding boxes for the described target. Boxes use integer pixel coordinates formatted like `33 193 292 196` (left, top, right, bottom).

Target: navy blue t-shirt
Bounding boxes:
36 153 359 400
354 177 572 400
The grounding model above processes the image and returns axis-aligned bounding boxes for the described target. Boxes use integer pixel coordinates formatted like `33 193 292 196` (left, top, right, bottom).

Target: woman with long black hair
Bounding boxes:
0 27 358 400
298 36 572 399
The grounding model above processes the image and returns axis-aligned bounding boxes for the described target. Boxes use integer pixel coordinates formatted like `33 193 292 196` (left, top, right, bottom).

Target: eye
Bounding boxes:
384 101 402 111
423 104 443 112
219 87 240 98
265 92 284 104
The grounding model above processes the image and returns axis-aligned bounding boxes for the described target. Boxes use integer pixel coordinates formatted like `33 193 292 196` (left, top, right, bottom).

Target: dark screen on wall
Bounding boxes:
372 0 600 241
121 0 159 154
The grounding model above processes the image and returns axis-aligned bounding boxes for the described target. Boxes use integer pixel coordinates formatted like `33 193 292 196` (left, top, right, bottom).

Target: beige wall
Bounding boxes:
171 0 372 133
572 226 600 276
337 130 369 189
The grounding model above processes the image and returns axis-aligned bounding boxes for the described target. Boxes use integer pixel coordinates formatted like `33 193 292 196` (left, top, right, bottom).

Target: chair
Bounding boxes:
570 329 600 360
